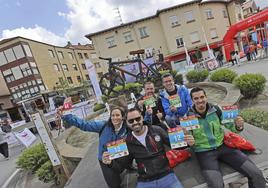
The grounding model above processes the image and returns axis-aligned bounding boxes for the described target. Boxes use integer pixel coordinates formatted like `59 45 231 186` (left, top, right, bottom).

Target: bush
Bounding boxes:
186 70 209 83
36 161 55 183
17 144 49 172
174 73 183 85
234 73 266 99
210 68 237 83
93 103 106 112
240 108 268 130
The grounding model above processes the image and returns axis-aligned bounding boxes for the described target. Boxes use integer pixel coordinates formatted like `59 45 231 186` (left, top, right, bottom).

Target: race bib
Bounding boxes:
143 96 156 108
168 95 182 108
168 127 187 149
107 139 129 160
63 97 74 115
221 105 239 123
180 115 200 130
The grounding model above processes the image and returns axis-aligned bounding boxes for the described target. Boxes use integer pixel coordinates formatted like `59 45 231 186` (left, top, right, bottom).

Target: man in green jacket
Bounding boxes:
188 87 265 188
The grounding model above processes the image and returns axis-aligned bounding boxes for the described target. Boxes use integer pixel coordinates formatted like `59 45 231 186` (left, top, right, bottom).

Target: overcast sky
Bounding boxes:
0 0 267 46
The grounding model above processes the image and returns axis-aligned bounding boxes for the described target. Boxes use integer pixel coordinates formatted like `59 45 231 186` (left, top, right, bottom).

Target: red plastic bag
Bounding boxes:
224 132 256 151
166 149 191 168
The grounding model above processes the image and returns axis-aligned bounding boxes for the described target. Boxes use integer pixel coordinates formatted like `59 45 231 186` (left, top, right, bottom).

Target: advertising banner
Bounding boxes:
14 128 37 147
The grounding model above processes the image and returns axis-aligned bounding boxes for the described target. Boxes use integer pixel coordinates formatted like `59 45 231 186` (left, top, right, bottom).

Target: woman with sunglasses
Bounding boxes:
57 106 129 188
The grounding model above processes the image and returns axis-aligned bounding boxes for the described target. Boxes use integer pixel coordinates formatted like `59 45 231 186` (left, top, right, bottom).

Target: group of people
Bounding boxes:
57 73 266 188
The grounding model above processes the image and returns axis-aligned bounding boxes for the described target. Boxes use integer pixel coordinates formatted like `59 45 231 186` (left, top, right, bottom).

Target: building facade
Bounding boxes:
0 37 104 120
86 0 243 68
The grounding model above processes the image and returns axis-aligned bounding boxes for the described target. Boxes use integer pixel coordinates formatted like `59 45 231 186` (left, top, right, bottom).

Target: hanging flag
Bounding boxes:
183 42 192 66
85 60 103 103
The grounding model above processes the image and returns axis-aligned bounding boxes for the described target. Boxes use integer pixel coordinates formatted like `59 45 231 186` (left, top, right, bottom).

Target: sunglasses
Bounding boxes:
127 116 141 124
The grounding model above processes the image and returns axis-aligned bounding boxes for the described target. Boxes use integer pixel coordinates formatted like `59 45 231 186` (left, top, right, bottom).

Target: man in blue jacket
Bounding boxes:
159 73 192 127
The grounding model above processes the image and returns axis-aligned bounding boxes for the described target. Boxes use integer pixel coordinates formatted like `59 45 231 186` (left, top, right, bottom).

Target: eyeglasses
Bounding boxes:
127 116 141 124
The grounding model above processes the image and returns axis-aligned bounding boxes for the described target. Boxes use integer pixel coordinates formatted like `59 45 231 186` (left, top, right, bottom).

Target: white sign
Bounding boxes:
32 113 61 166
85 60 103 103
14 128 37 148
10 120 26 129
4 132 19 145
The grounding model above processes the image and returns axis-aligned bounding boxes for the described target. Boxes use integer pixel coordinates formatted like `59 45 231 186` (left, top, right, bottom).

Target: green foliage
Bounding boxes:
110 83 142 98
36 161 55 183
101 95 108 103
93 103 106 112
210 68 237 83
174 73 183 85
240 108 268 130
234 73 266 99
16 144 49 173
186 70 209 83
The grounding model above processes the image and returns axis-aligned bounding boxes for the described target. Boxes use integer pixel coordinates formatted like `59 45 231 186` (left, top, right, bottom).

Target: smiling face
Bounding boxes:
191 90 208 113
162 75 175 92
126 110 144 135
111 109 124 128
144 83 155 97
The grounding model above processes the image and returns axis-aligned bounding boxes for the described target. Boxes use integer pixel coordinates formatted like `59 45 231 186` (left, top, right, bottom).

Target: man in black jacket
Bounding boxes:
103 107 195 188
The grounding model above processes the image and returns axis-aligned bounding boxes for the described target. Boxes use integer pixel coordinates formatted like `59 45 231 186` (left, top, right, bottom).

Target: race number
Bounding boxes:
180 115 200 130
221 105 239 123
107 139 129 160
143 96 156 108
168 127 187 149
168 95 182 108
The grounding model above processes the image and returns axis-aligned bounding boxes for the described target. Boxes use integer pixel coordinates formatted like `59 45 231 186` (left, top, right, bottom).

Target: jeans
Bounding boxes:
136 173 183 188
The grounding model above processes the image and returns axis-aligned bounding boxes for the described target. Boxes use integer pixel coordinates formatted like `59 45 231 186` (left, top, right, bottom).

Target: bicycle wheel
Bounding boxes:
99 72 125 97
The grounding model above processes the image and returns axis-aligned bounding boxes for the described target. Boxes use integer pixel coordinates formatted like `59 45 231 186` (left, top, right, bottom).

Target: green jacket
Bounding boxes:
188 103 240 152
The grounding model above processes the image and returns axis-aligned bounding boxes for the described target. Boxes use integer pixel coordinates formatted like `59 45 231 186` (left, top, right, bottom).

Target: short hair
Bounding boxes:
190 87 206 99
161 73 173 82
144 81 154 88
126 107 142 116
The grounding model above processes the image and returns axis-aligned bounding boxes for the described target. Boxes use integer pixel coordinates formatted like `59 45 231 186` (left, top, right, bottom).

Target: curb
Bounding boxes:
2 169 21 188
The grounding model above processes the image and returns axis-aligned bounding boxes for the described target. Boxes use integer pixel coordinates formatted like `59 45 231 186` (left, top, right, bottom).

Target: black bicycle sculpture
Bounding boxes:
99 49 170 97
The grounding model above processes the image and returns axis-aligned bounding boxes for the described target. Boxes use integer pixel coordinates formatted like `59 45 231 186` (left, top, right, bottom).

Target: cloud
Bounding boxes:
1 25 67 46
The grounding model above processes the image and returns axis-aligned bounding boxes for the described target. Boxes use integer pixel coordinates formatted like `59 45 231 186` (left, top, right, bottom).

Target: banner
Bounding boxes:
4 132 19 145
124 62 139 83
14 128 37 147
85 60 103 103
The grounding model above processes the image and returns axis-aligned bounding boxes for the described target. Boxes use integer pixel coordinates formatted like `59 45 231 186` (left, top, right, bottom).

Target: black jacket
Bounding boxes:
112 125 172 182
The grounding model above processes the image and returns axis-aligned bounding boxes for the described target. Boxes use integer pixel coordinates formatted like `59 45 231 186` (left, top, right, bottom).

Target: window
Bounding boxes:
190 31 200 43
53 64 60 71
210 28 218 39
67 77 73 84
30 62 39 74
48 50 55 58
205 9 213 19
4 48 16 63
81 63 86 70
0 52 7 66
123 32 133 43
176 37 184 47
39 85 46 91
84 53 89 59
62 64 68 71
20 63 32 76
13 45 25 59
78 53 83 59
106 36 116 48
223 10 228 18
72 64 78 71
169 16 180 27
58 51 64 59
94 62 101 68
85 74 90 80
138 27 149 38
77 76 81 83
68 52 74 59
184 11 194 23
23 44 33 57
11 66 23 80
3 69 15 83
91 53 97 59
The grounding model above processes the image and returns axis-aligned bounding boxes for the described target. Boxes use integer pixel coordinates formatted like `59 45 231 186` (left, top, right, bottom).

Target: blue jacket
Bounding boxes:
62 114 128 160
159 84 192 117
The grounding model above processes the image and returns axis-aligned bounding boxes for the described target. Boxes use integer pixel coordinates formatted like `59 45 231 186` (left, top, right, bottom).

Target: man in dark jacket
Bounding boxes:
188 87 265 188
103 107 195 188
136 81 165 126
